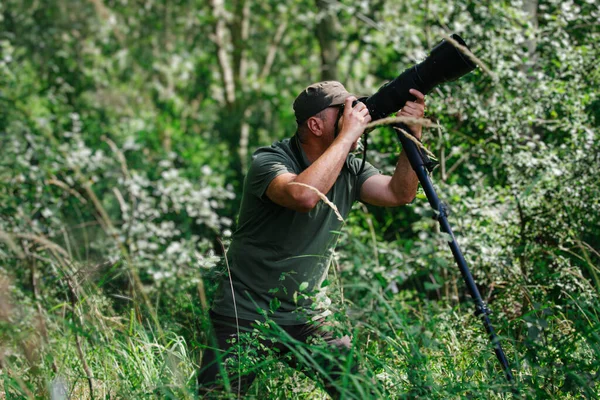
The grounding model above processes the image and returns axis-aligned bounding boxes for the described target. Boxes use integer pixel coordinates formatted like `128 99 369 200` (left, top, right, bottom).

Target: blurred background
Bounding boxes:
1 0 599 398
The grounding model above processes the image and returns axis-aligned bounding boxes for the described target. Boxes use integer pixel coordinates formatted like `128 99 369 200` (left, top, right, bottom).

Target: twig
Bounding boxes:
259 19 288 81
440 33 497 80
46 178 88 204
102 136 131 181
13 233 70 259
112 187 128 219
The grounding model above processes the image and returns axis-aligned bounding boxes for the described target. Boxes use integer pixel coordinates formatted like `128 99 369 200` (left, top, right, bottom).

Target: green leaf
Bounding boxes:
269 298 281 313
299 282 309 292
424 282 442 291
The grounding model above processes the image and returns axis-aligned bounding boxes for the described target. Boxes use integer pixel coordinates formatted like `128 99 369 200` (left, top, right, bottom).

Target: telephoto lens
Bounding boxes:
363 33 476 121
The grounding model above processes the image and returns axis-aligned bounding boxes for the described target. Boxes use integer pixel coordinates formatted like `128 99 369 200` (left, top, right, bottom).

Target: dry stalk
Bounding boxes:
197 280 209 314
0 230 25 259
441 33 497 80
46 178 88 204
359 203 379 270
102 136 131 181
13 233 71 260
0 274 13 322
20 234 93 394
288 182 344 222
365 116 439 130
26 251 58 373
393 127 437 159
63 273 95 399
77 174 165 341
112 187 128 217
215 238 239 397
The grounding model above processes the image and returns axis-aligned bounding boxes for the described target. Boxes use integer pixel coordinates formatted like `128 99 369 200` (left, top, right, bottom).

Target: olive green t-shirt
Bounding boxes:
211 135 379 325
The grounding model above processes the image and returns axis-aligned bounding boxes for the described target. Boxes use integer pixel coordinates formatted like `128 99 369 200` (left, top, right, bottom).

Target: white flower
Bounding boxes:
166 242 182 255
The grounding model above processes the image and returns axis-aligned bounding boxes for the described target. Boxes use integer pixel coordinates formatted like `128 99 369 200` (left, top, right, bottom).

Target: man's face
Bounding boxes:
318 103 360 151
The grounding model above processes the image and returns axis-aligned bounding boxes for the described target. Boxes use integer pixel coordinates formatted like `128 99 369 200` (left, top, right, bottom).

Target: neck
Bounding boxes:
299 138 329 164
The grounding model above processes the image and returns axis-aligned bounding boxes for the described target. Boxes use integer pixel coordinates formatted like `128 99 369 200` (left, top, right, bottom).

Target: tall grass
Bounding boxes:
1 143 598 399
2 241 598 399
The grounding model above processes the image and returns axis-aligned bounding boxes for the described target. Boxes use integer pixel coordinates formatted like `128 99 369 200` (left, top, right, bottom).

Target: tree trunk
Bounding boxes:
315 0 340 81
522 0 539 71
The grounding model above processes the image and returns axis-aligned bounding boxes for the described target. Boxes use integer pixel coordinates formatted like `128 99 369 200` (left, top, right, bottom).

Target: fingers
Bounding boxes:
343 97 370 121
403 89 425 118
409 88 425 104
343 96 357 117
401 102 424 117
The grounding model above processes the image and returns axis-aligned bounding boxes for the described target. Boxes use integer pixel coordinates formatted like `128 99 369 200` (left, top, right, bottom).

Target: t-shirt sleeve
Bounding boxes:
246 150 296 200
347 155 380 202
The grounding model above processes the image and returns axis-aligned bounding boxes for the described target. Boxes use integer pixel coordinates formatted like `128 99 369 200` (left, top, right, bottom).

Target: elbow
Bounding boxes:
401 193 416 205
295 194 320 212
288 186 320 212
391 192 416 207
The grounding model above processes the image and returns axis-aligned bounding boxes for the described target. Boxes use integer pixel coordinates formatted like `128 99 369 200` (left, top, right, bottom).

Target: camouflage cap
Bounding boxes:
293 81 353 125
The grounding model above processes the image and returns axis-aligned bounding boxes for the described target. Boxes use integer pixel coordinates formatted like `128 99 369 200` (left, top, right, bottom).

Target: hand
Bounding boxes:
338 96 372 145
399 89 425 139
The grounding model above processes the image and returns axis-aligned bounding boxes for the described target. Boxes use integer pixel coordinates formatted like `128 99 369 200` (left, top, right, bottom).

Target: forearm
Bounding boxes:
389 149 419 204
268 96 371 212
291 136 354 200
359 89 425 207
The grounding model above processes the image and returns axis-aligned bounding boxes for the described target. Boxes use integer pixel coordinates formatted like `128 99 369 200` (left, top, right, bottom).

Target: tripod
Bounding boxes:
395 124 514 383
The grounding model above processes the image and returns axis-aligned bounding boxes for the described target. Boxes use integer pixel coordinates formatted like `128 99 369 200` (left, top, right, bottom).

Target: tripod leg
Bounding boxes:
396 127 514 382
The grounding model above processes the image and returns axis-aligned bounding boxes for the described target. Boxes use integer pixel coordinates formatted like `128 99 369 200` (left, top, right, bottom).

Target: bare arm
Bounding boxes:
266 97 371 212
360 89 425 207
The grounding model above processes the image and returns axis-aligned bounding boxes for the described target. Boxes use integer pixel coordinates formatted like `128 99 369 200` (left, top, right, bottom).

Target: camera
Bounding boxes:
359 34 476 120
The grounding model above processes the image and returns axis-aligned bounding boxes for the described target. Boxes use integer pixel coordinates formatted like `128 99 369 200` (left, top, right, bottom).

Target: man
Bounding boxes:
199 81 425 397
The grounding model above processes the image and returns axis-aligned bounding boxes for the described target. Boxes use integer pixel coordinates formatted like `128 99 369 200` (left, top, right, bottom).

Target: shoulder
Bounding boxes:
251 138 298 171
253 138 293 159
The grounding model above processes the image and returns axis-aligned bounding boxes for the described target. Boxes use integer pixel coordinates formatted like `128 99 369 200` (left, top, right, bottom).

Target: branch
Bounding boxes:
210 0 236 106
46 178 88 204
259 19 288 81
231 0 250 83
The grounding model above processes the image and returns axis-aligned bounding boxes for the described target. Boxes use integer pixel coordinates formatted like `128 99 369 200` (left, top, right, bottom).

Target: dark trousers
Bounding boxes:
197 311 356 399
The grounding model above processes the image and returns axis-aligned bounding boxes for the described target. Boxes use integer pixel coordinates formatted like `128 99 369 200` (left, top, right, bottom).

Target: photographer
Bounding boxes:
199 81 425 398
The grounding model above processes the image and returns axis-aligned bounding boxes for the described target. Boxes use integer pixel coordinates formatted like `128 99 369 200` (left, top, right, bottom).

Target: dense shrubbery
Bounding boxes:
1 0 599 398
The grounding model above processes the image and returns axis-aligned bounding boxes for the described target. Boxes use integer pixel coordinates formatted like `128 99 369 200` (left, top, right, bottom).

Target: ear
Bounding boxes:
306 116 324 137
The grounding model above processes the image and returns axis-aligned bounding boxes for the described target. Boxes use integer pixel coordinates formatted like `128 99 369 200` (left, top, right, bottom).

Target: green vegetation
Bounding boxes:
1 0 599 398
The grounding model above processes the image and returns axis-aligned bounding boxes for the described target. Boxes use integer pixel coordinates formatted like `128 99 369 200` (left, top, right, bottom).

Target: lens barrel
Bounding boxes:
363 34 477 120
